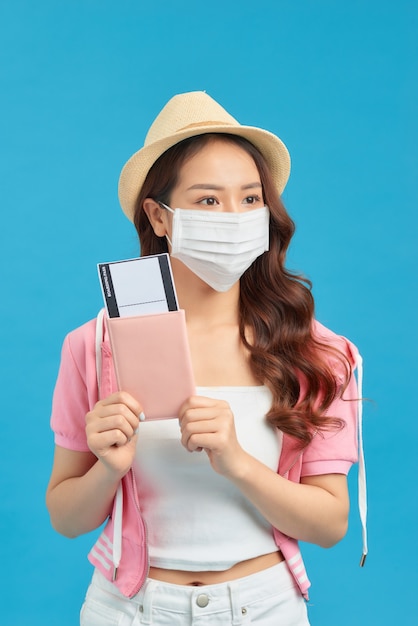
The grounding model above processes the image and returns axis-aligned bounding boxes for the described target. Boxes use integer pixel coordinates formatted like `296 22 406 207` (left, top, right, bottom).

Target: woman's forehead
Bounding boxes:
175 139 261 189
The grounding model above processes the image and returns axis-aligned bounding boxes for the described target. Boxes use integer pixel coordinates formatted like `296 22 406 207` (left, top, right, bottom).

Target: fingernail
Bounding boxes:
133 427 139 435
139 412 146 422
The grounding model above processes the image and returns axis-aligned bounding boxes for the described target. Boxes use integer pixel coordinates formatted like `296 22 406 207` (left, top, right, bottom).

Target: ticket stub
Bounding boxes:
98 253 178 318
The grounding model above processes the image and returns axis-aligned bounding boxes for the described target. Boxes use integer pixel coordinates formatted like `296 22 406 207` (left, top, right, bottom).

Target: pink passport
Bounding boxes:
106 310 195 420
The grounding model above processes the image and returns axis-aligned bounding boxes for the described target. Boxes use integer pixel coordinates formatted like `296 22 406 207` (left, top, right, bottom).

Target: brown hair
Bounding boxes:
133 134 350 447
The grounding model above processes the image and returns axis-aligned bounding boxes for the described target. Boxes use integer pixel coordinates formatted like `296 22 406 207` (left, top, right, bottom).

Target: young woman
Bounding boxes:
46 91 364 625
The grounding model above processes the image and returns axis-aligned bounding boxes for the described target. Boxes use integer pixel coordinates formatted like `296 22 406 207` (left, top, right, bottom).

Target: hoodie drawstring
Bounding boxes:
112 483 123 579
95 308 123 580
95 308 105 393
356 353 368 566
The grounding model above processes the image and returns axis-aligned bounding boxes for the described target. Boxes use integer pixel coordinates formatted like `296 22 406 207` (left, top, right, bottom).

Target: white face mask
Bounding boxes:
160 204 270 292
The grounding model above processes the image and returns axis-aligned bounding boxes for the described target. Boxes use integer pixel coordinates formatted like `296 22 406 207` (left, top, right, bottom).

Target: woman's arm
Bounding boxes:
228 460 349 548
46 391 142 538
46 447 121 538
179 395 349 548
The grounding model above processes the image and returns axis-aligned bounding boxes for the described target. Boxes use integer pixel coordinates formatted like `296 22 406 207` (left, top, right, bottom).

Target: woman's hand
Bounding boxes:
85 391 143 478
47 391 143 538
178 396 248 478
179 396 349 548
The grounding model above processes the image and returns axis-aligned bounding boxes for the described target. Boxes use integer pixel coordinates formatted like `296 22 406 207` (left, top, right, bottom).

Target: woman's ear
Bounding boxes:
143 199 170 237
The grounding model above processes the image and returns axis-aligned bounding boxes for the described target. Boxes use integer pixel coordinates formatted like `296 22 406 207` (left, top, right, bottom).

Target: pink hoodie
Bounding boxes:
50 313 365 600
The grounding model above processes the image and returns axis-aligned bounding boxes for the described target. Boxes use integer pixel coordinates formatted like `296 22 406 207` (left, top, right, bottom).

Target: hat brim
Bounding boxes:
118 124 291 221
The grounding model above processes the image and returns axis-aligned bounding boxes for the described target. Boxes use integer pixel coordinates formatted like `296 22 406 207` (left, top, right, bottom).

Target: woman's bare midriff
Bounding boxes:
148 550 284 586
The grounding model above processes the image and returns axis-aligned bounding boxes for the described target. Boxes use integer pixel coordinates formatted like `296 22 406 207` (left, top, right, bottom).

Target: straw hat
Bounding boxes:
118 91 291 221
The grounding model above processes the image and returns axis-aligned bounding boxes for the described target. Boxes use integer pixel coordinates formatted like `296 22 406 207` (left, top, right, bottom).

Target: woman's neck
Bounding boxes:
171 259 259 386
172 259 240 328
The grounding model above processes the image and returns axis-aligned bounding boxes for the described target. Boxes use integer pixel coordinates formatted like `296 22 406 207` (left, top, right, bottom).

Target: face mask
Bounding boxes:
160 204 270 292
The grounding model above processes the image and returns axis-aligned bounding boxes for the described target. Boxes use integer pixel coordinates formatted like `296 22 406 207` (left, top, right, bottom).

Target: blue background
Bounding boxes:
1 1 417 624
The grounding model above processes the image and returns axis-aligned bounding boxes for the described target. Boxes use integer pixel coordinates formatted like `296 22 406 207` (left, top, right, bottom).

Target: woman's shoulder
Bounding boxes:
61 313 104 365
65 316 97 346
312 319 359 369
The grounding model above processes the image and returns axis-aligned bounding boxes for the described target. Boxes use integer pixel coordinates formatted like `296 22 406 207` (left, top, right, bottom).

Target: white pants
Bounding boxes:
80 562 310 625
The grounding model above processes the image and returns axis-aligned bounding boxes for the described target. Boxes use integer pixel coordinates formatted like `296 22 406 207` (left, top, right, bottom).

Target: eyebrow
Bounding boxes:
186 182 262 191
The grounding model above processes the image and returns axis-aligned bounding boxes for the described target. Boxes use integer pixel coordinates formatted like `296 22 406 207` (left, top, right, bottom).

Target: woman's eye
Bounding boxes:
200 197 218 206
243 195 262 205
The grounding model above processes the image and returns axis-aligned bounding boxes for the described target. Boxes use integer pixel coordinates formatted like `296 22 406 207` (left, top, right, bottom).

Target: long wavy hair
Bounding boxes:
133 133 350 447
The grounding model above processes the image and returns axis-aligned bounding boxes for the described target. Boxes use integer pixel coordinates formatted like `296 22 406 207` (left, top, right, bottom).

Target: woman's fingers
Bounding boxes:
87 414 135 440
180 419 217 450
85 391 143 464
179 397 234 451
87 404 138 432
178 395 247 477
100 391 143 421
88 427 132 453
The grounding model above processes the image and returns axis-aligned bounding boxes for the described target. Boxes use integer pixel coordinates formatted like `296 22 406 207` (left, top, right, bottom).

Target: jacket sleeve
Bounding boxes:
300 331 360 478
50 320 98 452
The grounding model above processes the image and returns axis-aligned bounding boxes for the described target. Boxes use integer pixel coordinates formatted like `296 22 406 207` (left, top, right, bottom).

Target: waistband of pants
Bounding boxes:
93 561 299 622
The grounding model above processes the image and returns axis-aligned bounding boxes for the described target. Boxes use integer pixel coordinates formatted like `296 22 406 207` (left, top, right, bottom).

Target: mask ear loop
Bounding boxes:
158 201 174 214
157 202 174 249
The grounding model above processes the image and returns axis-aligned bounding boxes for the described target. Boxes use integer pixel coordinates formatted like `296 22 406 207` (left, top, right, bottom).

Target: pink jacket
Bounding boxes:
50 314 362 600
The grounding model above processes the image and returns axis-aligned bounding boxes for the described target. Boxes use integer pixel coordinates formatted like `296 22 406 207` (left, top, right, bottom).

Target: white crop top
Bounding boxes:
133 386 282 571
